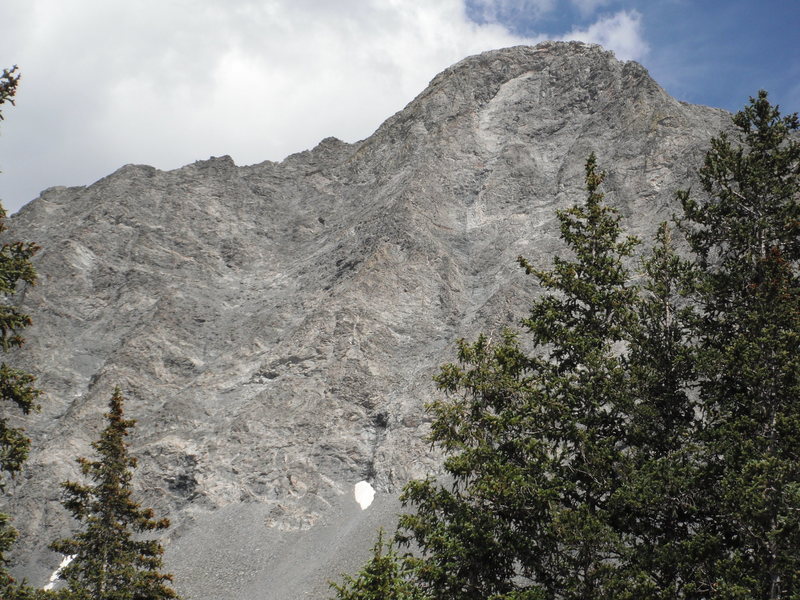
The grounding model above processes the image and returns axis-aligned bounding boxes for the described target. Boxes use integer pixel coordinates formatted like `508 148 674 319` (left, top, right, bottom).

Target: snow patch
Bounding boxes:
44 554 74 590
354 480 375 510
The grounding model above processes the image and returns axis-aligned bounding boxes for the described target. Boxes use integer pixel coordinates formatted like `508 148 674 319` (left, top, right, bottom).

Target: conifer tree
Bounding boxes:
0 64 44 600
610 223 702 598
330 529 423 600
346 94 799 599
515 154 639 598
398 155 639 599
679 91 800 598
399 329 543 599
50 388 178 600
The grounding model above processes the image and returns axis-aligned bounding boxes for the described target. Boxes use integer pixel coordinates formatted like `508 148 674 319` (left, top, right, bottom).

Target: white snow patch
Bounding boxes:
44 554 74 591
354 480 375 510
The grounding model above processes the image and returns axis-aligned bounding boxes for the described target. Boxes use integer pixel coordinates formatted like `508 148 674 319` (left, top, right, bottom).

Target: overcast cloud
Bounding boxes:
0 0 651 212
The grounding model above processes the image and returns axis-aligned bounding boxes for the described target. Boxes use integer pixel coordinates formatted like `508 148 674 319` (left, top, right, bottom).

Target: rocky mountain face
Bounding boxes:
4 42 732 599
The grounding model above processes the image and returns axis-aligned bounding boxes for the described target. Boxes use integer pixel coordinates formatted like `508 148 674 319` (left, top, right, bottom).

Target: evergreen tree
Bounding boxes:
330 529 424 600
399 330 544 600
50 388 178 600
515 154 639 598
679 91 800 598
0 65 20 111
344 94 800 599
0 64 44 599
398 155 639 599
610 223 702 598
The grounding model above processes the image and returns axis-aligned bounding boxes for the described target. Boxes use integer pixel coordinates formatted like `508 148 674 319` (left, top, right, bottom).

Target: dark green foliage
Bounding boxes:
330 529 424 600
518 154 639 365
6 585 55 600
0 66 20 120
399 330 543 600
609 223 702 598
0 258 42 481
25 587 58 599
681 90 800 271
398 155 639 599
345 93 799 599
50 388 178 600
0 62 38 483
679 91 800 598
513 155 639 598
0 64 43 600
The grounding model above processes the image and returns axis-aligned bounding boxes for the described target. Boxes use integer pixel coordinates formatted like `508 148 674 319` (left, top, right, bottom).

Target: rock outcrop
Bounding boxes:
4 42 732 599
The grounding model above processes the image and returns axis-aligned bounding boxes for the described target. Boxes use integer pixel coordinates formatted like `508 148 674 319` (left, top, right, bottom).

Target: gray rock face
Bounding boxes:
4 41 731 598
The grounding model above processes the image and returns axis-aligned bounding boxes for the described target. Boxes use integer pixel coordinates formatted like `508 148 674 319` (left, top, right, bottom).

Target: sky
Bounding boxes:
0 0 797 214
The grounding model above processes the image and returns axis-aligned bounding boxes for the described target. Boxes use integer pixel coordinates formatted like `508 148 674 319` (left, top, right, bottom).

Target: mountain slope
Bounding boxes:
5 41 731 599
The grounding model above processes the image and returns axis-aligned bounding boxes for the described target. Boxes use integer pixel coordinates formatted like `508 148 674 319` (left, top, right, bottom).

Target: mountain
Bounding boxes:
4 41 732 599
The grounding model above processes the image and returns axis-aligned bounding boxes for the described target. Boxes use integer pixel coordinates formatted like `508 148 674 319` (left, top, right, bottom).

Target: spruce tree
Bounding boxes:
515 154 639 598
0 64 44 599
344 94 799 599
679 91 800 598
50 388 178 600
399 329 543 599
330 529 423 600
398 155 639 599
610 223 701 598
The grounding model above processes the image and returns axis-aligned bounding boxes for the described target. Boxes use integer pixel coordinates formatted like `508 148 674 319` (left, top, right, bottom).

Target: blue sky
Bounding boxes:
467 0 799 114
0 0 797 213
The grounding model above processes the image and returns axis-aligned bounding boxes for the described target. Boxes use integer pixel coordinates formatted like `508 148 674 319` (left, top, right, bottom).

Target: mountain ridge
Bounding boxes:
5 41 733 599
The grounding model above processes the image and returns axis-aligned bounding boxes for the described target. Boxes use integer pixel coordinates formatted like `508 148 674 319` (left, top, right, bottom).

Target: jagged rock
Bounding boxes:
4 42 732 599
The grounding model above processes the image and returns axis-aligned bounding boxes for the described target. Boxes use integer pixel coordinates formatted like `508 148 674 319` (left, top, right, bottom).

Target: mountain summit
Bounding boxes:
6 42 730 599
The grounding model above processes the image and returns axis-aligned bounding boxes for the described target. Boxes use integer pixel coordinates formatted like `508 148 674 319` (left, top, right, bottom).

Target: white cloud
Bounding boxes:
569 0 612 18
564 10 648 61
0 0 648 212
0 0 533 210
469 0 557 23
